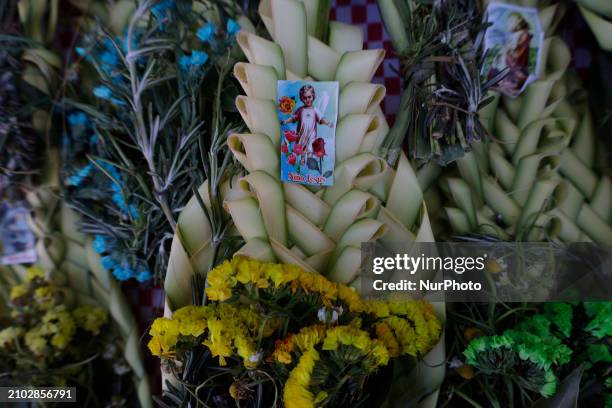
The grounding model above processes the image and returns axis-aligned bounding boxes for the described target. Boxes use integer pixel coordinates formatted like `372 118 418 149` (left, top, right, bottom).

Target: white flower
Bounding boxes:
448 356 464 368
248 351 263 364
317 306 343 324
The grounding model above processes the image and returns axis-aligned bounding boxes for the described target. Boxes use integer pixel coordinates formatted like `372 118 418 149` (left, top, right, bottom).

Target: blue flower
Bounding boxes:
128 204 139 219
66 174 83 186
101 255 118 269
93 85 112 99
67 111 88 127
66 164 94 186
75 46 95 63
112 266 132 281
136 269 152 282
120 29 141 55
93 85 125 105
191 50 209 66
226 19 241 36
196 23 216 42
99 161 122 182
179 51 209 72
151 0 174 21
100 50 119 67
112 190 127 209
178 55 191 71
76 164 93 177
92 235 108 254
75 47 86 57
102 38 116 53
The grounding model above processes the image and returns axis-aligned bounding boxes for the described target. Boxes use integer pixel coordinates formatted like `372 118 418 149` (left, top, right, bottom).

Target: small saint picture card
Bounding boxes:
482 3 544 97
277 80 338 186
0 201 37 265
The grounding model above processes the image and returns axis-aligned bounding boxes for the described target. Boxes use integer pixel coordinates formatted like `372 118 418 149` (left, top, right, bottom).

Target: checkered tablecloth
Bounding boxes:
122 280 164 392
331 0 401 125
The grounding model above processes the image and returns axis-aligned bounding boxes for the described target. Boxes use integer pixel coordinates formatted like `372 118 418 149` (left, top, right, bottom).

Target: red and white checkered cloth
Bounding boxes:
331 0 402 125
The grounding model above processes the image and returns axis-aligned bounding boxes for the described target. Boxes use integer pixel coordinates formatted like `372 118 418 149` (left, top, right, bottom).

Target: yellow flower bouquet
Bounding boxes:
150 256 441 406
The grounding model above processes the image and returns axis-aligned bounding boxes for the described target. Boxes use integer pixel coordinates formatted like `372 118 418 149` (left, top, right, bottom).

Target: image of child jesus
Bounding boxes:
281 85 334 164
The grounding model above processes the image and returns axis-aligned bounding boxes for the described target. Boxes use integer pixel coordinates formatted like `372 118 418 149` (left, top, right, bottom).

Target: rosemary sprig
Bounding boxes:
61 0 244 282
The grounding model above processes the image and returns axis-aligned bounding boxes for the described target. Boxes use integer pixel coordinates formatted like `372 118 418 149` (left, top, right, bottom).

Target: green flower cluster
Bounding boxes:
464 302 612 404
464 303 574 398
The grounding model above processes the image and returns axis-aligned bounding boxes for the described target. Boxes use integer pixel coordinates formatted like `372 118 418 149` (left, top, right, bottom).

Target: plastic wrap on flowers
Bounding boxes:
0 186 152 408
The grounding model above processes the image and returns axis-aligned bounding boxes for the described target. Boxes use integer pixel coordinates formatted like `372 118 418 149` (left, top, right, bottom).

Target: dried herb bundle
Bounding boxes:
378 0 504 165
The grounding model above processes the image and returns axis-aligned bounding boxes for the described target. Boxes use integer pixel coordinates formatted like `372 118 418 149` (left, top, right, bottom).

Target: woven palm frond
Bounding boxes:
423 32 611 244
162 1 446 407
0 185 152 408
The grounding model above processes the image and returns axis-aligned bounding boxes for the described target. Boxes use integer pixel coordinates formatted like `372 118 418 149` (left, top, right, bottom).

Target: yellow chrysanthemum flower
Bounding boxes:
173 305 210 337
274 349 293 364
272 325 326 364
51 332 71 349
382 316 419 356
25 328 47 356
235 256 269 288
206 260 237 301
10 284 28 301
279 263 302 283
207 260 236 286
73 305 108 335
322 326 371 352
34 286 52 300
284 348 320 408
41 306 76 350
363 299 390 317
203 318 234 364
26 266 45 282
368 339 391 367
234 335 259 368
375 322 401 357
147 336 165 357
0 327 24 349
338 285 363 312
293 325 326 351
149 317 180 357
206 286 233 301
